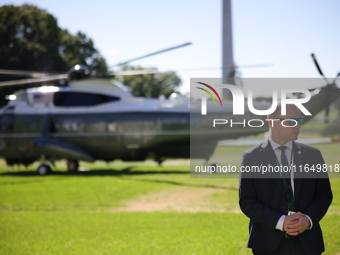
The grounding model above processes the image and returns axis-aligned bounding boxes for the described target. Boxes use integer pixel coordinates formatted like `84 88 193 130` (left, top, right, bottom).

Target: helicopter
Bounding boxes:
0 52 339 175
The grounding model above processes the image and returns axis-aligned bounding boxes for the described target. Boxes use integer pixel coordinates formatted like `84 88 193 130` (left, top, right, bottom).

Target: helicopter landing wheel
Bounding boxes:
67 160 79 172
155 155 163 166
37 164 51 175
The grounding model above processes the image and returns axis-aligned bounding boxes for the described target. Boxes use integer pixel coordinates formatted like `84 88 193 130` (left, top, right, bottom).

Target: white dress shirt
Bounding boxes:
268 138 313 232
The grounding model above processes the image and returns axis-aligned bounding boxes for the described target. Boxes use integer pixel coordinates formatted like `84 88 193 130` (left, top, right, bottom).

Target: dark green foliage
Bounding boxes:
0 4 65 72
0 4 107 72
59 30 107 73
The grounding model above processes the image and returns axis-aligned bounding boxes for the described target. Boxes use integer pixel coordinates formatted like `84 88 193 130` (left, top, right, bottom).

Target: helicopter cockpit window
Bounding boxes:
53 92 120 107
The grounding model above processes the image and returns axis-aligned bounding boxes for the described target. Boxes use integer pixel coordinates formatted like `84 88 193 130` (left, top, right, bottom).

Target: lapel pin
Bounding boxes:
298 151 302 154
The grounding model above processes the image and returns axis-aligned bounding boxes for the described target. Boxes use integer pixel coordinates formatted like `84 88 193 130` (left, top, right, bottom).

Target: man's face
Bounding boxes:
271 105 302 145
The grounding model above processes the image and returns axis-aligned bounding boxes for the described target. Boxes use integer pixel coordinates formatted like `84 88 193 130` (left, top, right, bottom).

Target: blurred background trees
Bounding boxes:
0 4 181 105
116 65 181 98
0 4 107 72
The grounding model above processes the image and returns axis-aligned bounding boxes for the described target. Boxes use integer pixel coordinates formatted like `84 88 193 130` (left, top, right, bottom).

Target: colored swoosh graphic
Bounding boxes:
196 87 217 105
196 82 222 106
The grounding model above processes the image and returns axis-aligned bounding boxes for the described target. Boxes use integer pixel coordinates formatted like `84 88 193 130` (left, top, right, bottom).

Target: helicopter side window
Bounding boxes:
53 92 120 107
0 114 14 131
32 93 52 106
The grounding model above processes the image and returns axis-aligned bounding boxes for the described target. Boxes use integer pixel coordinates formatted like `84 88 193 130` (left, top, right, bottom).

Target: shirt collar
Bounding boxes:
269 138 293 151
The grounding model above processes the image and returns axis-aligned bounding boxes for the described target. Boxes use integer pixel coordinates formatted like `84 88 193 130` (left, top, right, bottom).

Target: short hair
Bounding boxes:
267 104 282 119
267 103 301 119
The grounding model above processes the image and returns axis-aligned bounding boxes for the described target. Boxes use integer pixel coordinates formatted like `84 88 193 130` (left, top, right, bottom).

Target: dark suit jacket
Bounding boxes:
239 140 332 255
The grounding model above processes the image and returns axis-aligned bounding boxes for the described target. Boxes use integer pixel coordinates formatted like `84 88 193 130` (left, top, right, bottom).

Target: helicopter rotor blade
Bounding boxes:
167 63 274 72
324 91 331 123
108 63 273 76
0 69 55 77
311 53 324 76
94 69 163 78
333 71 340 83
0 74 68 87
324 101 330 123
310 53 334 122
105 63 274 76
111 42 192 67
109 69 171 76
311 53 330 84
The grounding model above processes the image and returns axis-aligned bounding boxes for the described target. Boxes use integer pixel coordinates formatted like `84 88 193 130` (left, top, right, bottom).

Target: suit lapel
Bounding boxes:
259 140 286 197
292 142 306 205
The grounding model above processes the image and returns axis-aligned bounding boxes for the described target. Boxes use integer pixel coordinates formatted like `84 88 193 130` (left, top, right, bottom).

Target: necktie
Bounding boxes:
279 146 290 179
278 146 296 212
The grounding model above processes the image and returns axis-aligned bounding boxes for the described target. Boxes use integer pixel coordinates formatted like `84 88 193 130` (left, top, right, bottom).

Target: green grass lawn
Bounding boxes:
1 143 340 254
0 212 252 255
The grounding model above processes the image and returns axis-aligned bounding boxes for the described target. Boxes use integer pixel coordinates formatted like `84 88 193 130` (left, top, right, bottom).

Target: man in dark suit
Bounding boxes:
239 104 333 255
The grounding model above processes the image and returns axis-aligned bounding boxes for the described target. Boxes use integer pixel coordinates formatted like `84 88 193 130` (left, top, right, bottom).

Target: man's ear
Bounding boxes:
268 119 274 128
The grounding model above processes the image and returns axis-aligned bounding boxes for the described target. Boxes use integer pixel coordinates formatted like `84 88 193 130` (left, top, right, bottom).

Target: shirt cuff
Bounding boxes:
305 215 313 230
276 215 286 231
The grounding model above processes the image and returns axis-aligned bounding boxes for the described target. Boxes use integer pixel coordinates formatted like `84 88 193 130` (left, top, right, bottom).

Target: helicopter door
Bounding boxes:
121 113 144 150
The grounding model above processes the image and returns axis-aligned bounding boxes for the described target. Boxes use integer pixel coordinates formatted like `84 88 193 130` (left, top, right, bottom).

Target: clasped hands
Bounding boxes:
283 212 310 236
